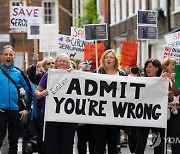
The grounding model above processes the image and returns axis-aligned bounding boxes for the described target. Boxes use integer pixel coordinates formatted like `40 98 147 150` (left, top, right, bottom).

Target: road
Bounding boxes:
17 134 172 154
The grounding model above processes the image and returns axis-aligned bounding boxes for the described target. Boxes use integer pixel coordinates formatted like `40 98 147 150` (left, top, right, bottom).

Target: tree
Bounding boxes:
78 0 98 27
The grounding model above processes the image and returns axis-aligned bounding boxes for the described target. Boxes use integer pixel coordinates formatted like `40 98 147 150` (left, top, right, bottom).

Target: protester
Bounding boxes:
76 61 95 154
135 59 165 154
27 55 55 154
161 57 180 154
125 66 141 154
0 45 33 153
93 49 126 154
34 53 77 154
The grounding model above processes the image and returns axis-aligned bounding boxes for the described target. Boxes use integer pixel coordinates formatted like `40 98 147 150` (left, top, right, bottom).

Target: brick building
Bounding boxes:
0 0 72 71
96 0 180 67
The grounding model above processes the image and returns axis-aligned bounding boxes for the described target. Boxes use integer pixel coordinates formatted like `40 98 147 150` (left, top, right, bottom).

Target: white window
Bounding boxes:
110 0 116 25
110 0 120 25
10 0 26 6
121 0 127 20
128 0 133 16
43 0 58 24
141 0 146 10
174 0 180 12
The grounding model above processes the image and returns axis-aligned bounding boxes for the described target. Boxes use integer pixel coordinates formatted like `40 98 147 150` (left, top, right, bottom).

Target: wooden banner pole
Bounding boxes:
95 40 98 73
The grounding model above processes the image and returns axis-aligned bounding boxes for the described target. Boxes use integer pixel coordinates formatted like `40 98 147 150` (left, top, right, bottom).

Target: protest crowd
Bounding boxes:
0 41 180 154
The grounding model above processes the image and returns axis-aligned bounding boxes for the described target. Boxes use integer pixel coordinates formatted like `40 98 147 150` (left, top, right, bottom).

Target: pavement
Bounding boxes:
16 133 172 154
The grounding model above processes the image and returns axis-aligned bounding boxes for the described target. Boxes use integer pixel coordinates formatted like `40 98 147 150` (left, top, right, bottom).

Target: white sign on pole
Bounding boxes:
164 31 180 48
39 24 59 52
58 34 92 60
45 69 168 128
10 6 43 30
27 18 42 39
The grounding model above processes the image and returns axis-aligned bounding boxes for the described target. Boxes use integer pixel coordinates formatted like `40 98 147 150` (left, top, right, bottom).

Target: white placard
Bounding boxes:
58 34 92 60
39 24 59 52
10 6 42 30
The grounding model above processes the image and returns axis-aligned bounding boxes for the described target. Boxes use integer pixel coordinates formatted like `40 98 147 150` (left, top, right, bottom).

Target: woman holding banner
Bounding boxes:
161 57 180 154
34 53 77 154
93 49 126 154
135 59 166 154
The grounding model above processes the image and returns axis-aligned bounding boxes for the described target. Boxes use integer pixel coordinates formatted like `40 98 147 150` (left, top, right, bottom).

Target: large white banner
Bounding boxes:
45 69 168 128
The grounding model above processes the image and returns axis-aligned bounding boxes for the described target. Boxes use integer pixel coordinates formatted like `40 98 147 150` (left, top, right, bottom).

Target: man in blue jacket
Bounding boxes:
0 45 33 154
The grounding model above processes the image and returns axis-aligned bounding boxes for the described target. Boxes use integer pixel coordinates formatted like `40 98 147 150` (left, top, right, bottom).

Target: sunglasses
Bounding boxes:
46 62 55 65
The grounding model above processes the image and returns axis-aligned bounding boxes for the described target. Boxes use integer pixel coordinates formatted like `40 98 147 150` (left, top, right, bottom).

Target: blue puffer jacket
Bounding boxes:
0 64 33 111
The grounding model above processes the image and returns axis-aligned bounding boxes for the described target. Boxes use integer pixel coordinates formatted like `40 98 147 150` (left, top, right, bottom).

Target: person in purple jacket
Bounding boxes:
34 53 77 154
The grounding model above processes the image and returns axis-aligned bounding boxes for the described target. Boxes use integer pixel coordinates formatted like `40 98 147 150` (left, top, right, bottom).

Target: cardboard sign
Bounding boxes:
45 69 168 128
120 41 138 67
137 10 157 25
84 43 105 70
164 31 180 48
175 65 180 88
84 24 108 40
137 25 158 40
10 6 42 29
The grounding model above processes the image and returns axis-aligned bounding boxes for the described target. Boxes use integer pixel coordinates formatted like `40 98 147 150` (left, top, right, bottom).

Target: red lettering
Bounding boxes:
26 9 33 16
173 32 180 40
78 29 84 38
34 9 38 17
73 28 78 37
19 8 26 16
12 8 39 17
13 8 18 16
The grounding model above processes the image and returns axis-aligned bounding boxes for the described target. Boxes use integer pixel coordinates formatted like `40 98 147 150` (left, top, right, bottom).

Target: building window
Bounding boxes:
11 0 26 6
10 0 26 6
174 0 180 12
43 1 58 24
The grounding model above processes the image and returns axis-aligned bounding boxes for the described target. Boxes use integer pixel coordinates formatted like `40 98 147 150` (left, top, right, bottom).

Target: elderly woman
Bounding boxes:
34 53 77 154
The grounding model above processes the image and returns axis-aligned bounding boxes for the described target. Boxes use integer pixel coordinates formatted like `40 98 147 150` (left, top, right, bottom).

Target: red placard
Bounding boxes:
120 41 138 67
84 43 104 70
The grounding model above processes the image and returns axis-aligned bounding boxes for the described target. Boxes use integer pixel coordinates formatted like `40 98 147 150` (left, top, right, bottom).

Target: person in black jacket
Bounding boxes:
27 55 55 154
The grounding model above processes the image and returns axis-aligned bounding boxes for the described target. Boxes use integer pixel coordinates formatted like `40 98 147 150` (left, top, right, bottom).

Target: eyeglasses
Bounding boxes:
46 62 55 65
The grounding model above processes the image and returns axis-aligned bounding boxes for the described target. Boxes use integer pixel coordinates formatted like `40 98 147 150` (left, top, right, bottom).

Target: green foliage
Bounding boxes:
77 0 98 27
